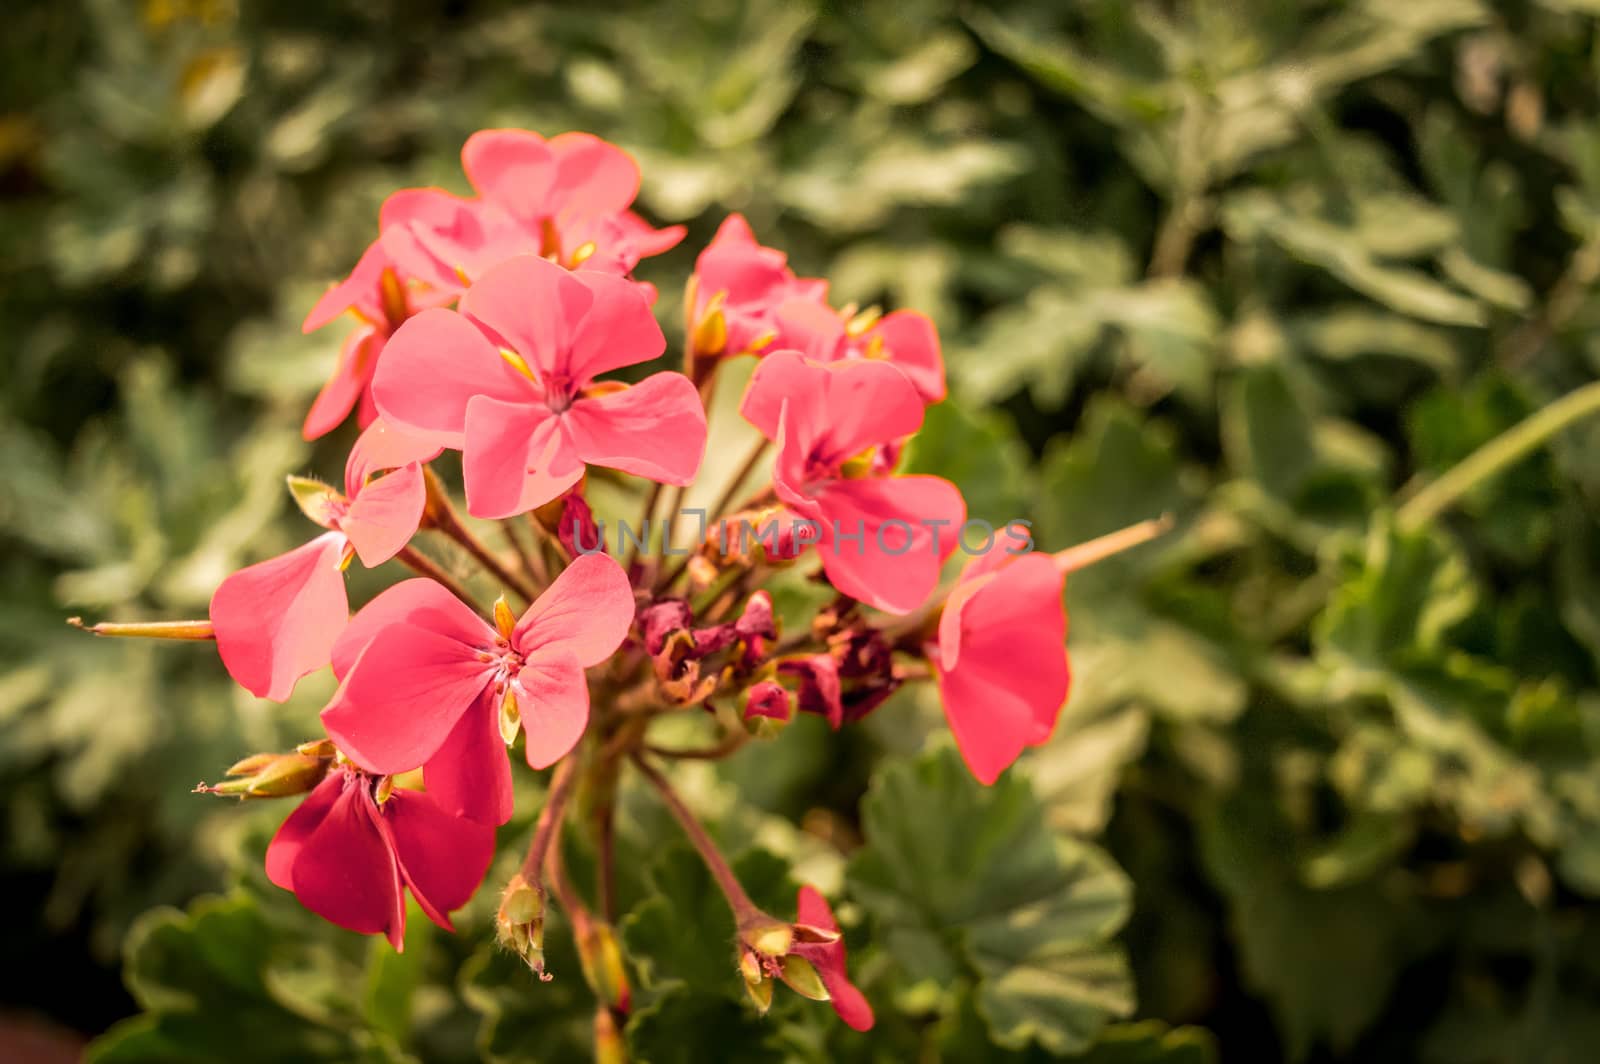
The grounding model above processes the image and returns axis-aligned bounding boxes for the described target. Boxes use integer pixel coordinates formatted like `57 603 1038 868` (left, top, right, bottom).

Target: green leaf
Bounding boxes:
899 398 1035 523
848 747 1134 1054
625 987 775 1064
89 890 409 1063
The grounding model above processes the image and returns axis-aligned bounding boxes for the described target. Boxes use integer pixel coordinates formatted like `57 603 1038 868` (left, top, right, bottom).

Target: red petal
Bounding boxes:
387 787 497 928
289 781 406 948
422 690 515 826
462 395 582 519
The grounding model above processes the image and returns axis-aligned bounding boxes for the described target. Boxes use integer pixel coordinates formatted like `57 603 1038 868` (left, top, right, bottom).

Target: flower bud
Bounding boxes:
497 875 549 980
593 1007 626 1064
198 751 329 800
743 681 791 738
577 922 630 1012
691 292 729 359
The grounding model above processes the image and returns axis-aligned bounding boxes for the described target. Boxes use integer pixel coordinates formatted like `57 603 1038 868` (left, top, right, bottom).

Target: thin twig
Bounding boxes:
396 545 485 614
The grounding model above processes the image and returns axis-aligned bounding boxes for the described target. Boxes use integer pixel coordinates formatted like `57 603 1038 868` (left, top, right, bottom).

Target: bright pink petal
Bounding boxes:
741 350 826 446
512 552 635 667
869 310 945 403
266 773 342 891
774 299 847 362
345 418 443 492
617 210 686 257
211 532 348 701
303 239 389 333
515 651 590 769
811 358 925 467
321 624 492 775
459 255 594 382
461 130 557 220
814 476 964 614
462 394 583 519
303 327 383 441
795 886 874 1031
372 307 532 448
422 690 515 827
943 553 1068 744
936 657 1037 786
290 780 406 948
341 464 425 568
564 270 666 382
331 577 490 681
565 373 706 485
387 787 497 927
548 132 640 219
380 186 472 232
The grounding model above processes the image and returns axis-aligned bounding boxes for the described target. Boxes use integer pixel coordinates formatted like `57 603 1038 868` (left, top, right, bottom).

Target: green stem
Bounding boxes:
1397 379 1600 532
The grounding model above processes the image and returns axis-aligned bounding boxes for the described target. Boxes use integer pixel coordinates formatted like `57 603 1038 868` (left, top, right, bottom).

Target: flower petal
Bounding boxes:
512 552 635 667
459 255 594 382
289 780 406 948
211 532 348 701
794 886 875 1031
344 417 442 492
870 310 945 403
462 394 583 519
387 787 497 928
515 651 590 769
321 624 492 775
303 239 389 334
331 577 489 682
342 463 426 568
565 373 706 486
266 773 343 892
422 690 515 826
935 655 1037 786
373 307 531 449
813 476 965 615
548 132 640 219
564 270 666 383
460 129 557 220
304 327 384 441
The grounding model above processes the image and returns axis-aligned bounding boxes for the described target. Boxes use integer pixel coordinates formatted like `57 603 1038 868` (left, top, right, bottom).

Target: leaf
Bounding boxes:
89 890 409 1063
625 988 775 1064
847 747 1134 1054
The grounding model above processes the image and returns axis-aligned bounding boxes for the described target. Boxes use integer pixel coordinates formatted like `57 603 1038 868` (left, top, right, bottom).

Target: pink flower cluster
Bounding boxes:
80 128 1163 1035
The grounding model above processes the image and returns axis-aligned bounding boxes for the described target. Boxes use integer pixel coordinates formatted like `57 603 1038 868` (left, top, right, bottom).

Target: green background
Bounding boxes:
4 0 1600 1060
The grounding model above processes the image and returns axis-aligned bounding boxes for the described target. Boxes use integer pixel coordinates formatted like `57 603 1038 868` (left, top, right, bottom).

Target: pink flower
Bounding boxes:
790 887 874 1031
320 553 635 825
300 192 467 439
266 765 495 950
930 550 1069 785
690 214 826 357
379 192 547 302
740 352 963 614
776 299 945 404
462 129 684 265
373 255 707 519
210 420 436 701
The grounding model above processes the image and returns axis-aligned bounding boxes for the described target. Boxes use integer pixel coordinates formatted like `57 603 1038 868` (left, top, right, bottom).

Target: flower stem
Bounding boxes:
1396 379 1600 532
521 757 581 886
422 468 540 602
708 438 771 527
631 753 759 918
395 545 485 614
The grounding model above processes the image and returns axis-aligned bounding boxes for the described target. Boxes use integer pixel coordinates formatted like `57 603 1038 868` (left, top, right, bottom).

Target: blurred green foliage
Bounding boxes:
5 0 1600 1060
